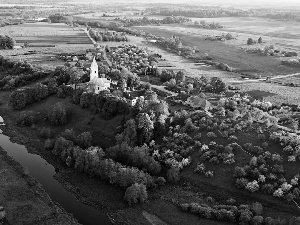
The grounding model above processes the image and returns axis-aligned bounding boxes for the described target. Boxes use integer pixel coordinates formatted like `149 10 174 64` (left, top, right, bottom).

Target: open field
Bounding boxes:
133 17 300 77
126 35 240 82
0 22 93 69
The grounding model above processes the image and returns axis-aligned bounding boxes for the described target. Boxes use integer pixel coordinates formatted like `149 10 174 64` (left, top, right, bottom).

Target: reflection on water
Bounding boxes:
0 122 111 225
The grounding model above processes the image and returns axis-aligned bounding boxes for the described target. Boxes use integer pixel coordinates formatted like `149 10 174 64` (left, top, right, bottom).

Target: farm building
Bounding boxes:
186 96 212 111
123 90 145 106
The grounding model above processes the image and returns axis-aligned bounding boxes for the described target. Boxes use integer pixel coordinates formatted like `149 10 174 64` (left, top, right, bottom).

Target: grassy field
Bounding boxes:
0 22 93 69
133 17 300 77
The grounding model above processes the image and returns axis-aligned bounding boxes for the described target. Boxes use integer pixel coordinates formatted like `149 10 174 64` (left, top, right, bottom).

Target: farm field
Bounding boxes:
133 17 300 77
0 22 93 69
127 35 239 82
234 81 300 105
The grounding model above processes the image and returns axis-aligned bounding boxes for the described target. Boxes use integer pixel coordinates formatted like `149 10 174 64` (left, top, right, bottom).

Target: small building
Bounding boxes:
186 96 212 111
123 90 145 106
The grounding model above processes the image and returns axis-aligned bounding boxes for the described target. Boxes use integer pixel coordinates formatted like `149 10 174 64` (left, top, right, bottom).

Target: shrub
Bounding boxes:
124 183 148 205
167 167 180 183
48 102 67 125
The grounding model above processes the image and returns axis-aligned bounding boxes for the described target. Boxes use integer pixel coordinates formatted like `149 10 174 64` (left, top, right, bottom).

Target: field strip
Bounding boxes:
228 73 300 84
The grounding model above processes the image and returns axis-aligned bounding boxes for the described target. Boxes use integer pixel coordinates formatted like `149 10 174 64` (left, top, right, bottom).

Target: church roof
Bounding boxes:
90 77 111 86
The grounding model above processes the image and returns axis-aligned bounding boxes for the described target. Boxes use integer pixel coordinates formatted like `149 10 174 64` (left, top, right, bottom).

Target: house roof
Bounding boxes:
124 90 145 100
187 96 212 110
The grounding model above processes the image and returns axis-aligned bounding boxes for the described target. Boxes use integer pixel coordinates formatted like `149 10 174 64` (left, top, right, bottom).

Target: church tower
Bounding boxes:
90 57 98 80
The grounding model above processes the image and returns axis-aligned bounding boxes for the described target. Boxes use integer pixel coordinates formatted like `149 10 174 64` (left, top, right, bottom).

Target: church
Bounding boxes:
75 57 111 94
89 57 111 94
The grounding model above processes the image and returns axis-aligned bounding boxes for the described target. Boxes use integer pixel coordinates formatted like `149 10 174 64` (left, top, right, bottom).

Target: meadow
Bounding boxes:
133 16 300 77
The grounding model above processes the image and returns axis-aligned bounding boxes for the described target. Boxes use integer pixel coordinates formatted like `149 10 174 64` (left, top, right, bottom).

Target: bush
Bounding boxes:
124 183 148 205
48 102 67 125
167 167 180 183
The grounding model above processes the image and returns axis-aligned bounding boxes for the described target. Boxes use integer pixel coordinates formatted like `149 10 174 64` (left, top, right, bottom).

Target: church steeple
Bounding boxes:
90 57 98 80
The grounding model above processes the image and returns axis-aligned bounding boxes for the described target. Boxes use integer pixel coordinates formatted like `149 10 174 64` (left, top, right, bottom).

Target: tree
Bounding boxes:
137 113 154 144
176 71 186 83
247 38 255 45
0 35 15 49
77 131 93 149
124 183 148 205
258 37 262 44
48 102 67 125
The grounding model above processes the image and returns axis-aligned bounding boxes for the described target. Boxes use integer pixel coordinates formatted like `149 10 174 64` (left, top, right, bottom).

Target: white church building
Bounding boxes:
75 57 111 94
89 57 111 94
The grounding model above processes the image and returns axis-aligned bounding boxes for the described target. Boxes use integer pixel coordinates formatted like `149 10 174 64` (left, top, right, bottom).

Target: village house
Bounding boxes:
123 90 145 106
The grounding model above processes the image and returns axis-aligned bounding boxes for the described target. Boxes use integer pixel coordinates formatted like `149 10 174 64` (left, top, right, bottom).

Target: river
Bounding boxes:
0 127 111 225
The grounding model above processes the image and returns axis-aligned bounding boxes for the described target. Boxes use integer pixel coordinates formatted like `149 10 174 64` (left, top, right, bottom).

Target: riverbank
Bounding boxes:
0 144 79 225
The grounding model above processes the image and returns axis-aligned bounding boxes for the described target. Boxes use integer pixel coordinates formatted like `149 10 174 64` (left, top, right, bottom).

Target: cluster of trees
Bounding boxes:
247 37 262 45
45 136 169 204
9 84 49 109
180 201 288 224
0 35 15 49
48 102 68 126
0 57 51 90
8 78 58 109
192 20 223 29
106 142 161 175
193 76 226 93
152 8 250 18
89 29 128 42
48 14 73 24
114 16 191 27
